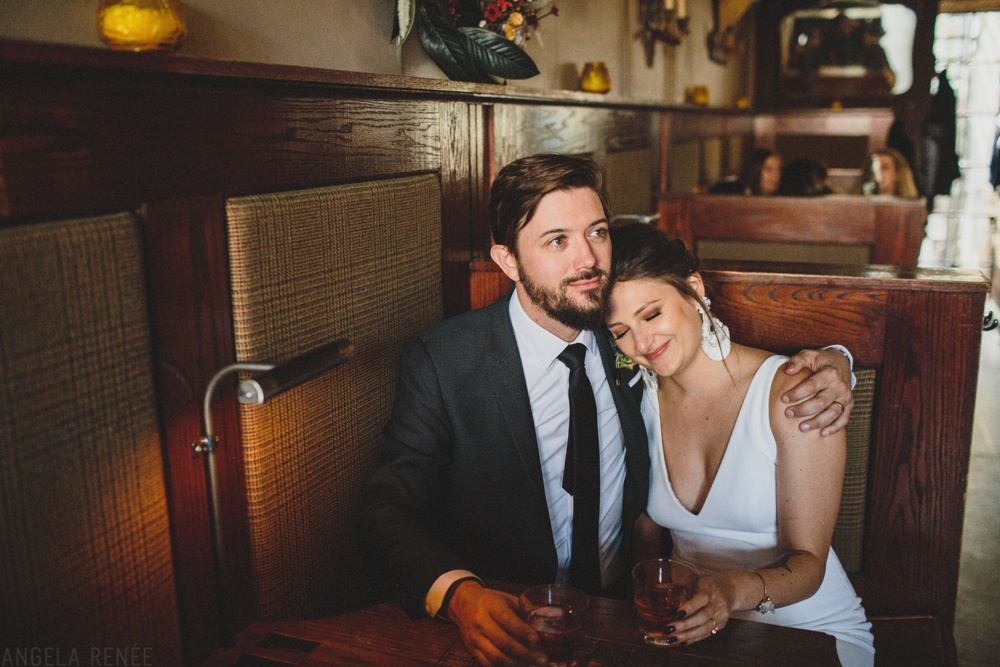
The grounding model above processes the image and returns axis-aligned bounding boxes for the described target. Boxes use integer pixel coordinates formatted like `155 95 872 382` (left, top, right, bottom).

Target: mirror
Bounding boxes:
780 2 916 98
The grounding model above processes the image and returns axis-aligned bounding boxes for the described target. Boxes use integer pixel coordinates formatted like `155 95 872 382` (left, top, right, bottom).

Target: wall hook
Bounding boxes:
984 311 998 332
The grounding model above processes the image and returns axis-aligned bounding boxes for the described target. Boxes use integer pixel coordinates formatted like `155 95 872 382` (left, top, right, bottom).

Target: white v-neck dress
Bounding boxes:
642 355 874 665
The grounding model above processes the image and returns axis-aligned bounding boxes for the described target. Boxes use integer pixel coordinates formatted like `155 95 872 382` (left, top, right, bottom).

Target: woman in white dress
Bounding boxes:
605 222 874 666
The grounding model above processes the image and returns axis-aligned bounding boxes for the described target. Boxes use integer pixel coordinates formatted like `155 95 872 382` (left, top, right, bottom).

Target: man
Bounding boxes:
360 154 854 667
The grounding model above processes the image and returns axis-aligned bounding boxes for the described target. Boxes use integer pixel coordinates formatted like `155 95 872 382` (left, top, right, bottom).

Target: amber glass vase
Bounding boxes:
580 62 611 94
97 0 187 52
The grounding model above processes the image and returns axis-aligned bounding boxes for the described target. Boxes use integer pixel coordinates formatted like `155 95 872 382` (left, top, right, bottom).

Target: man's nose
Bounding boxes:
573 236 597 269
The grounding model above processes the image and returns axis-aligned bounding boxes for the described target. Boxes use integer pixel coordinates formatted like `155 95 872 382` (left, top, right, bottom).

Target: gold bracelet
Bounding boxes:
752 570 774 614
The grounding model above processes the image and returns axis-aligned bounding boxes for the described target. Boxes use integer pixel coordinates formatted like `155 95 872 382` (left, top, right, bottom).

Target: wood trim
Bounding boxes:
141 196 252 659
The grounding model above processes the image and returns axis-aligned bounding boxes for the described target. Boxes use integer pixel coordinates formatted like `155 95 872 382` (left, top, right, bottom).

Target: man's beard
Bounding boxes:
518 263 610 332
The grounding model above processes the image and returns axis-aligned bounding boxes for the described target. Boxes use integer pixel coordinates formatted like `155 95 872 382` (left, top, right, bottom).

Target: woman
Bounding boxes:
743 148 783 196
863 148 919 197
710 149 783 195
606 222 874 665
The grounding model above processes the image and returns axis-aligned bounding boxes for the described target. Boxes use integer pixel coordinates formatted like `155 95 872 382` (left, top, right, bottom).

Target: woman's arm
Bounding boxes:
664 365 846 647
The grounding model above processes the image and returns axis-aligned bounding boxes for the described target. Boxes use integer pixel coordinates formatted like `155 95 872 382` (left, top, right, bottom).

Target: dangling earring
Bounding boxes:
695 297 731 361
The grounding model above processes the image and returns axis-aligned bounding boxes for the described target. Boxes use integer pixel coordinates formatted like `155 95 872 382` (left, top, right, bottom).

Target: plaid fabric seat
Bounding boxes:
225 174 443 619
0 215 182 662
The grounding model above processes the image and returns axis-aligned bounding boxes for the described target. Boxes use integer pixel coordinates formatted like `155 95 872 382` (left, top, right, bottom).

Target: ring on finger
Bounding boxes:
832 400 845 411
710 617 719 636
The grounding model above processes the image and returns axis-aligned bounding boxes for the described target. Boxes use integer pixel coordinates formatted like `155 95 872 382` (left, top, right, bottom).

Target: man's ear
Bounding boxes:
490 244 520 283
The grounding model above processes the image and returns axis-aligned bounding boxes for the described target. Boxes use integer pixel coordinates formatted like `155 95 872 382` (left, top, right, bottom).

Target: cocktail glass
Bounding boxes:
632 558 699 646
519 584 589 666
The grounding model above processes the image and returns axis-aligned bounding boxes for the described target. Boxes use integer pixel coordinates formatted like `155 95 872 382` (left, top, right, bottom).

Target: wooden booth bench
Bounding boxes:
658 194 928 267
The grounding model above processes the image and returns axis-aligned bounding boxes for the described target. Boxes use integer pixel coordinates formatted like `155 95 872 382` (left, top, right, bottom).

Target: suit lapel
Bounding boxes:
483 295 556 555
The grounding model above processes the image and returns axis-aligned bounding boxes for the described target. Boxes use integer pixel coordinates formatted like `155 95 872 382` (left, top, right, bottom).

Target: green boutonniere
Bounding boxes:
609 334 635 370
614 351 635 370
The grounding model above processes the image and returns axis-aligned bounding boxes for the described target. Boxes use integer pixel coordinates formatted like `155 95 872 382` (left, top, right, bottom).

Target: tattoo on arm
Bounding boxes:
764 552 805 573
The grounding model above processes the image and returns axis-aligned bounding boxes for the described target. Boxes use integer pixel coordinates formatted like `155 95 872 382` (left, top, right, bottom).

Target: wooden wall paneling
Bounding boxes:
0 58 445 225
439 100 480 316
140 195 251 664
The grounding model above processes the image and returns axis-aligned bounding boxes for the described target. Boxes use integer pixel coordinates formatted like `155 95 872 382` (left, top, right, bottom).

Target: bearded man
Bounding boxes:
359 153 854 667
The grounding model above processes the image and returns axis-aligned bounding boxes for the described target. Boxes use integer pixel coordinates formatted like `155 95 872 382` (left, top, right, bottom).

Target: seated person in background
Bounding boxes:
778 157 836 196
862 148 918 197
708 148 782 196
606 222 875 666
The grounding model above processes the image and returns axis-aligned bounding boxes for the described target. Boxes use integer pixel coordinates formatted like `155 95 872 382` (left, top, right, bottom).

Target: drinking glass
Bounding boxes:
632 558 699 646
519 584 588 666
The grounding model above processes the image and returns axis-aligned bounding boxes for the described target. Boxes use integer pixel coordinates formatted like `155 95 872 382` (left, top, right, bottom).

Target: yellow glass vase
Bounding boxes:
97 0 187 52
580 62 611 94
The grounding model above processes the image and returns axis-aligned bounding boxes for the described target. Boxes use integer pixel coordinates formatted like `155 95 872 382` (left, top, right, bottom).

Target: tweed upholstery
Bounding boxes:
226 174 443 619
833 367 876 573
0 215 181 662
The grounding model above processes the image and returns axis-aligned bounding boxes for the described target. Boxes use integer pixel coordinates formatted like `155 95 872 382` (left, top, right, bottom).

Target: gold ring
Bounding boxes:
833 400 845 411
711 617 719 635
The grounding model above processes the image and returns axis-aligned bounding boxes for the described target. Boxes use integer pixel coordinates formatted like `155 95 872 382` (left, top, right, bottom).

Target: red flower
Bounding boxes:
498 0 513 10
484 4 502 22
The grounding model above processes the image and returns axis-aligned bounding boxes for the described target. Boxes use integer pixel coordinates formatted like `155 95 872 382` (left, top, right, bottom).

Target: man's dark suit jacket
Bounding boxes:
359 292 651 617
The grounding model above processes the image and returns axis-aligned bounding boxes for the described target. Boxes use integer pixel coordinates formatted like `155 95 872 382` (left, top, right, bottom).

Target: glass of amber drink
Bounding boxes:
519 584 589 666
632 559 699 646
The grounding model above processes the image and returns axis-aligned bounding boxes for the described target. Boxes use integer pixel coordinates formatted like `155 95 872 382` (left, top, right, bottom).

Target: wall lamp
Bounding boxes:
639 0 689 67
192 338 355 641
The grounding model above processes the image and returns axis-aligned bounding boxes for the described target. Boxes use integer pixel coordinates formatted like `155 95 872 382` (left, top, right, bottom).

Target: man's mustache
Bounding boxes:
561 268 607 288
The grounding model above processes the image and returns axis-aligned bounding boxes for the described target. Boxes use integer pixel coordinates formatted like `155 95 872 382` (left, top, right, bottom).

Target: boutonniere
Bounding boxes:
615 351 635 370
610 336 634 370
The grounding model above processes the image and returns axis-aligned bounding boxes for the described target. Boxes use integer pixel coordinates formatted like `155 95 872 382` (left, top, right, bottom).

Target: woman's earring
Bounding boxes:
696 298 731 361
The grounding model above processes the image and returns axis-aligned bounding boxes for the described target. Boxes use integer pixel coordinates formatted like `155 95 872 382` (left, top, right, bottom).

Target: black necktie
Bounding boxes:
557 343 602 594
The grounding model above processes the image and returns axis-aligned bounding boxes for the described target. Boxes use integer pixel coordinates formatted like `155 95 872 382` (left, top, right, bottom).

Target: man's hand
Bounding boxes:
782 349 853 437
447 580 548 666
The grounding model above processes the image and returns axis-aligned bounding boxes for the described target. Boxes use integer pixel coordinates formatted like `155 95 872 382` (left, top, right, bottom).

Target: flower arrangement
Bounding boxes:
393 0 559 83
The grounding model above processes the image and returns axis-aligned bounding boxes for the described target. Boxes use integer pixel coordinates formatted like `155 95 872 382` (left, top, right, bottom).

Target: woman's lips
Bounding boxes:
645 341 670 362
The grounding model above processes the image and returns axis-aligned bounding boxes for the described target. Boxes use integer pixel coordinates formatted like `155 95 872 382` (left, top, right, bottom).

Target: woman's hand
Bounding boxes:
666 572 737 647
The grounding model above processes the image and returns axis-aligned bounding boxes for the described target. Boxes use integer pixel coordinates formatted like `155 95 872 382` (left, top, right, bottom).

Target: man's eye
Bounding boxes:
591 227 609 239
547 236 566 247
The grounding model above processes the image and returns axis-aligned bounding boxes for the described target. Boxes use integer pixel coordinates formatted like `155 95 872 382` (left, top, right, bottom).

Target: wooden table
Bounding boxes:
209 591 841 666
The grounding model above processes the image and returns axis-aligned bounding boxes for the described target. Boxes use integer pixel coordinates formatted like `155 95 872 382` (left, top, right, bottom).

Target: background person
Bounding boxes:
606 222 874 666
778 157 836 196
862 147 919 197
708 148 782 196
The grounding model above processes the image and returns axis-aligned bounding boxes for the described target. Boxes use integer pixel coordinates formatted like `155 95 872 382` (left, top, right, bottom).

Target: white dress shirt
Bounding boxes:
424 294 627 617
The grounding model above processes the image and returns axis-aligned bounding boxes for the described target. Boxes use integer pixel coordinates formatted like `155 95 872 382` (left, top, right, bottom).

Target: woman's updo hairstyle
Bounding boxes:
609 221 706 307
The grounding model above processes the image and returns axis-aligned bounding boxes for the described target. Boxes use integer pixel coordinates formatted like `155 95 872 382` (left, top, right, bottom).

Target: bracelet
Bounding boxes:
752 571 775 614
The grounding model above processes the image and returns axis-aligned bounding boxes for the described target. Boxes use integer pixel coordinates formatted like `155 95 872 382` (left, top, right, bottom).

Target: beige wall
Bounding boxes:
0 0 754 107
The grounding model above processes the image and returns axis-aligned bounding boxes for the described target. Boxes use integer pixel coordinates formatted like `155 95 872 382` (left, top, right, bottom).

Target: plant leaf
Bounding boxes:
417 4 486 82
459 28 540 79
392 0 416 47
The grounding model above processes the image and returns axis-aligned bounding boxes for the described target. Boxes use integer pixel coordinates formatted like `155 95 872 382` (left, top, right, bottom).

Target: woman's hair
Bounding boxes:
778 158 833 196
609 221 719 327
741 148 779 196
489 153 611 255
865 148 919 198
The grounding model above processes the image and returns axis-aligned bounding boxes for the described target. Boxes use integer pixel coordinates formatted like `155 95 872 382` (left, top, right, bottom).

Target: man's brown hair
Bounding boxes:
489 153 611 254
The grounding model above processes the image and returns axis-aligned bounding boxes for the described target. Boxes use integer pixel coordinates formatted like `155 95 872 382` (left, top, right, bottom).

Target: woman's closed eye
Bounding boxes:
611 328 629 341
643 309 661 323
